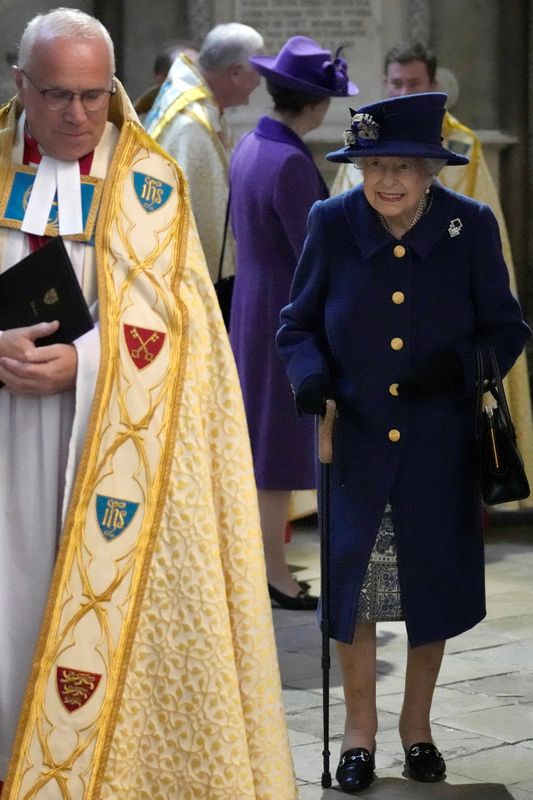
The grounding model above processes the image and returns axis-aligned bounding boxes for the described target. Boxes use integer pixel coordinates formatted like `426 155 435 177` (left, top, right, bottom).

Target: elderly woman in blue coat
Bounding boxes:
230 36 357 609
277 92 530 792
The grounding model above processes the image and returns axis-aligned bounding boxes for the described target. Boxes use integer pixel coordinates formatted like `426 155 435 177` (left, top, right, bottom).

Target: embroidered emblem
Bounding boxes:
43 288 60 305
0 166 101 243
133 172 173 212
448 217 463 237
56 666 102 713
124 323 166 369
96 495 139 541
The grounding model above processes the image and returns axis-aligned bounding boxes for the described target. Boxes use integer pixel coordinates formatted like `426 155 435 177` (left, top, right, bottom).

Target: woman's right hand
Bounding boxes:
295 373 331 416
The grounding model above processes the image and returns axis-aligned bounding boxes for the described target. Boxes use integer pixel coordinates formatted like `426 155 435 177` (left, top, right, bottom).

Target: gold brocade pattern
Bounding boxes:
102 223 297 799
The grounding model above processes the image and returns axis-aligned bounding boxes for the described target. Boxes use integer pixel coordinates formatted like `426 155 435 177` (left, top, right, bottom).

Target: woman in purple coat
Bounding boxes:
277 93 530 791
229 36 357 609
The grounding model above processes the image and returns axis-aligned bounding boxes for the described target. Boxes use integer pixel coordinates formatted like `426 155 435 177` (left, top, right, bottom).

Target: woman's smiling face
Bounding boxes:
361 156 433 233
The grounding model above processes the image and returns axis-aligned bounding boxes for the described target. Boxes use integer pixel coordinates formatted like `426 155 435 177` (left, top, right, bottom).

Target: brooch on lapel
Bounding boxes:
448 218 463 238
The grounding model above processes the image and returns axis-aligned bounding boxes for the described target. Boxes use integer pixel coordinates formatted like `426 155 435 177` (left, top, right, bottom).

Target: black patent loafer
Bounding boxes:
404 742 446 782
336 747 375 792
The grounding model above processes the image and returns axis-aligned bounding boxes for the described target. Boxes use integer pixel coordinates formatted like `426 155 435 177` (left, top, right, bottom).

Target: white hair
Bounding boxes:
422 157 447 176
353 155 447 176
18 7 115 72
198 23 263 73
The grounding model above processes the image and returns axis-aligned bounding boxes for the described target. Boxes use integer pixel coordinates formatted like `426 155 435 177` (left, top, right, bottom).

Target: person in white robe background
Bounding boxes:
145 22 264 284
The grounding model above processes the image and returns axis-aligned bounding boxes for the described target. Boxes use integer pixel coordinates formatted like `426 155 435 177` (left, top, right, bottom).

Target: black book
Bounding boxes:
0 236 94 346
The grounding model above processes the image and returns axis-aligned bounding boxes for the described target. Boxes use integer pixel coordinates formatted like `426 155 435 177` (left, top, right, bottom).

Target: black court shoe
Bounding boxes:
336 746 375 792
404 742 446 782
267 583 318 610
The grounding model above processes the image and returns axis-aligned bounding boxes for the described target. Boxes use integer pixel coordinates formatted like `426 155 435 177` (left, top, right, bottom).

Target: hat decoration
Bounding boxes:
322 50 351 96
250 36 358 98
344 110 380 147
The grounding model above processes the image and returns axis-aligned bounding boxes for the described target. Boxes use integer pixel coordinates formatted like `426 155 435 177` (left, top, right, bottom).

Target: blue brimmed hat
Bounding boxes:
326 92 469 164
250 35 358 98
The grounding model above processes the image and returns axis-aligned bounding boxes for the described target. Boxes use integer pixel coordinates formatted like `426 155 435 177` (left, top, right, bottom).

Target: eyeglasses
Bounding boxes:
18 68 116 111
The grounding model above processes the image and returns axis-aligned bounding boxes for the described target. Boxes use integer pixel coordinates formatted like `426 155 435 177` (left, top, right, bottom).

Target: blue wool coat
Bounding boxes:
277 184 530 646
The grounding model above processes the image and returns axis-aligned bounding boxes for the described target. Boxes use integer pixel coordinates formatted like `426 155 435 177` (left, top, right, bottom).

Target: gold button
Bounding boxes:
392 291 405 304
389 383 399 396
388 429 401 442
391 337 404 350
393 245 406 258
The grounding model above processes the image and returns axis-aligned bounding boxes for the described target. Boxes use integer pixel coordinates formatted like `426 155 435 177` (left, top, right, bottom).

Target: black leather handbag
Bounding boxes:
475 344 530 505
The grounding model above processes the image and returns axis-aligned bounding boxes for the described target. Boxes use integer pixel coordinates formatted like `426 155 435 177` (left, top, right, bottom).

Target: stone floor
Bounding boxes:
274 512 533 799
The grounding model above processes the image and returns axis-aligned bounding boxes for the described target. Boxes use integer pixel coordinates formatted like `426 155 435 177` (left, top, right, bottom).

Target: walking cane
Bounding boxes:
318 398 336 789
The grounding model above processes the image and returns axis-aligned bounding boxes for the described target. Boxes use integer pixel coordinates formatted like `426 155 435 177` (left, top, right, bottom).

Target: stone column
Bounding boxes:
0 0 94 101
407 0 430 46
187 0 212 43
524 3 533 318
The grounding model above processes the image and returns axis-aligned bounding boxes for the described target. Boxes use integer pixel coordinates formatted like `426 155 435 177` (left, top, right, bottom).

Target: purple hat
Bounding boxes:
326 92 469 164
250 35 358 98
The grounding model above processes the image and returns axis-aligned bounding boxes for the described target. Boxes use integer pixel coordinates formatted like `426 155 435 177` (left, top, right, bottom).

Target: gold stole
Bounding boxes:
3 116 190 798
147 84 211 140
440 111 482 197
147 56 229 169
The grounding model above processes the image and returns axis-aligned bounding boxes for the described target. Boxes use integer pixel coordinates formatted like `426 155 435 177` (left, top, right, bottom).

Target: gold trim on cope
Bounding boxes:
393 244 406 258
3 112 190 799
391 337 404 350
392 291 405 304
388 429 401 442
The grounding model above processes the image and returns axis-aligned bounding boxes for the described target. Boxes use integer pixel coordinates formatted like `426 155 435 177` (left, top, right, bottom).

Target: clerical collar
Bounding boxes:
21 128 94 237
23 126 94 175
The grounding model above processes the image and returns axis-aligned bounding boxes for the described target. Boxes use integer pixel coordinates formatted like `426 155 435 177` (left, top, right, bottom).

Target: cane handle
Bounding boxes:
319 399 336 464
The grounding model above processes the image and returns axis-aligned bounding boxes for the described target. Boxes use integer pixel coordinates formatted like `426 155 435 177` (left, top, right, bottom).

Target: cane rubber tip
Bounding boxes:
321 772 332 788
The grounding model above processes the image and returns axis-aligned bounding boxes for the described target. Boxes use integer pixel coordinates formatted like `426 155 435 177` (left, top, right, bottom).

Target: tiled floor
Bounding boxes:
274 514 533 799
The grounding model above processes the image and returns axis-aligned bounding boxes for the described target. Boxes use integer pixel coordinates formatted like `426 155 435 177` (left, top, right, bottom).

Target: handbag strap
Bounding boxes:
475 343 516 440
487 344 516 438
217 187 231 284
474 344 484 439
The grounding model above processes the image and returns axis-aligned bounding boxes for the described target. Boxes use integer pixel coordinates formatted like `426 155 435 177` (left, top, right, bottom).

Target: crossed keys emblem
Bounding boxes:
124 323 166 370
130 328 159 360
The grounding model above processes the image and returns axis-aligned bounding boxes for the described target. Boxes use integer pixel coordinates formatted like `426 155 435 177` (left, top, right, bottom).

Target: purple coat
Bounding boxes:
229 116 329 489
277 184 531 645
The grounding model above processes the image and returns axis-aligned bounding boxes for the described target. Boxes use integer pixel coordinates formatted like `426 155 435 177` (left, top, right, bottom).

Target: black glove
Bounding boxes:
397 349 464 399
295 373 331 416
